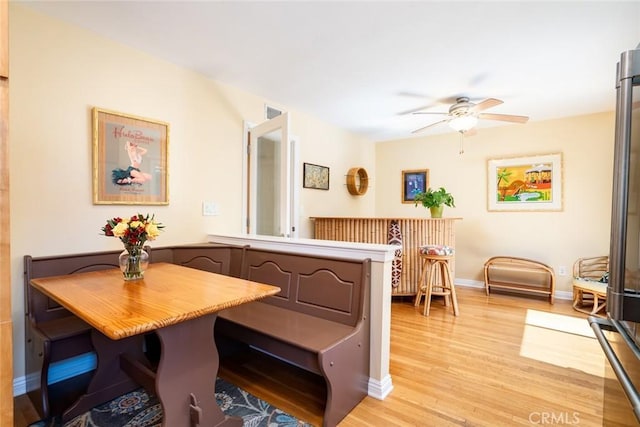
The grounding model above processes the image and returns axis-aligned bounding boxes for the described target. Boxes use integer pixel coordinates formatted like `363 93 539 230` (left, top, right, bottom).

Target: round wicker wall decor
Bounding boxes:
346 167 369 196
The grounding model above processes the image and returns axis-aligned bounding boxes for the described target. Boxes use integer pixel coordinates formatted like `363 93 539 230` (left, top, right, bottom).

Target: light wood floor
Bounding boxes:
14 286 606 426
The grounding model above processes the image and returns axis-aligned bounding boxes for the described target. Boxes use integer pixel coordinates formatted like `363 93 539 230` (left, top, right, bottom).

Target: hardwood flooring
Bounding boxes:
14 286 606 426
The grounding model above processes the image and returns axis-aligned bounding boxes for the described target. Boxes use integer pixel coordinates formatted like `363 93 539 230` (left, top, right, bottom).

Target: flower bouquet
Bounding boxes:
102 213 164 280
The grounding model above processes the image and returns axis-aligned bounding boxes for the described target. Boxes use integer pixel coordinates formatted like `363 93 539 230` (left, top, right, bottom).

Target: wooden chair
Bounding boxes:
572 256 609 316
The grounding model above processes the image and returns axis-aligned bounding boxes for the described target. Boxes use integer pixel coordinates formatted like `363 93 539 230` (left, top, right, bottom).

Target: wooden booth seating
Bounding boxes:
24 249 124 419
25 244 372 425
148 243 247 278
215 248 371 427
24 243 244 420
484 256 556 303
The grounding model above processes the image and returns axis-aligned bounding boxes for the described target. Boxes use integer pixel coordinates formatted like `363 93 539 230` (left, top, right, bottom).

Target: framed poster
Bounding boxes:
303 162 330 190
92 107 169 205
402 169 429 203
487 152 563 211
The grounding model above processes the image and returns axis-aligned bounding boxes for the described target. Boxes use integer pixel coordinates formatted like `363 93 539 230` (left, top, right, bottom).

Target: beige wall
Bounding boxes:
9 5 375 380
375 112 615 293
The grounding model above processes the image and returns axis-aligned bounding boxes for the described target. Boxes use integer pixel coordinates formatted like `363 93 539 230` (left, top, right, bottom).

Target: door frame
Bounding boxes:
241 116 299 238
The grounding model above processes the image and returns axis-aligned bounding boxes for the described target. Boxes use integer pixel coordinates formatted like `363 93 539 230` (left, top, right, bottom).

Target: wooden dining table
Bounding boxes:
30 262 281 427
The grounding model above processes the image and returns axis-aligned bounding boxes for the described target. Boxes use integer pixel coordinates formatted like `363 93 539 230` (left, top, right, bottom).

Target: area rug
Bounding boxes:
28 377 313 427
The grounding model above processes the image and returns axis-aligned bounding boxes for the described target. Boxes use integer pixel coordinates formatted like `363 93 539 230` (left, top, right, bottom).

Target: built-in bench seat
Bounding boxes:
216 248 371 427
24 243 372 426
24 243 241 419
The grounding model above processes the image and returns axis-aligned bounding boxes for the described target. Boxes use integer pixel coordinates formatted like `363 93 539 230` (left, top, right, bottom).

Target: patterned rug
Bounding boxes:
29 377 312 427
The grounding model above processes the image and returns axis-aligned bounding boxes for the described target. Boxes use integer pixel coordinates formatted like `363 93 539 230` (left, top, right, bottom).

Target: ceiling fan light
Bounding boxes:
449 115 478 132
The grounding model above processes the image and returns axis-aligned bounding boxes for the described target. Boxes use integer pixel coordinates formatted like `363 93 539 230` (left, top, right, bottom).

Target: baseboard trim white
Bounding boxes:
367 374 393 400
454 278 573 300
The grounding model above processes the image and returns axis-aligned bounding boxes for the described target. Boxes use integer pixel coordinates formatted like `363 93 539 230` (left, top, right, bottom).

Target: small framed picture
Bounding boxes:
402 169 429 203
303 163 330 190
92 107 169 205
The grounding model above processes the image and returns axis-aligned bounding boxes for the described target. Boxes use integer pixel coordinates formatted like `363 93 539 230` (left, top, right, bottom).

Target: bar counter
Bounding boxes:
311 217 461 295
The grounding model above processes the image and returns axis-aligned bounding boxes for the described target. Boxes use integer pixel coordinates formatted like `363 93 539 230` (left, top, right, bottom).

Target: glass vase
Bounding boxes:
119 245 149 280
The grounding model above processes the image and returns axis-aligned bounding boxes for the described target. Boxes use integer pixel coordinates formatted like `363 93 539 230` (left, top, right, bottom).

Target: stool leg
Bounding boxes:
414 258 428 307
439 261 451 307
442 261 459 316
424 260 435 316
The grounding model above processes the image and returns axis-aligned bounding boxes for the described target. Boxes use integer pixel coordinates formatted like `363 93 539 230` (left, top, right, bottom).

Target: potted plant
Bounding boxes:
414 187 455 218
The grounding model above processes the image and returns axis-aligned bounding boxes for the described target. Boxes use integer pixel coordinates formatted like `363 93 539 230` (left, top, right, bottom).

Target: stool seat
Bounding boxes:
414 247 459 316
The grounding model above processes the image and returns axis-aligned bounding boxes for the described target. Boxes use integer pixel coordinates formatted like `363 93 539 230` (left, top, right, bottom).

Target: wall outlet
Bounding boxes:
202 201 219 216
558 266 567 276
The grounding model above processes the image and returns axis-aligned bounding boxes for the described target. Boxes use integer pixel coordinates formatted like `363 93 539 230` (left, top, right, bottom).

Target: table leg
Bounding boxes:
155 313 242 427
62 331 143 421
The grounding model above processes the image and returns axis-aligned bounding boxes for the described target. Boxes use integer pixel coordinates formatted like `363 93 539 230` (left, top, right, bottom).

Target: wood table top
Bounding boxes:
30 262 280 340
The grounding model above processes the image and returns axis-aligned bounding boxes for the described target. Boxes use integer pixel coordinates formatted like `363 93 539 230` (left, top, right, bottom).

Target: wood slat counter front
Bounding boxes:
311 217 461 296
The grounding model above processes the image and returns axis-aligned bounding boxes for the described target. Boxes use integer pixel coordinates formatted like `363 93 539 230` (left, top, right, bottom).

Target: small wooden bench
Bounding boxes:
484 256 555 303
215 248 371 427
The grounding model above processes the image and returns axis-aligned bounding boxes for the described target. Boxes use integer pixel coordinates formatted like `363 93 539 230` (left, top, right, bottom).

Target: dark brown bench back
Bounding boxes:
25 249 123 324
150 244 246 278
242 248 371 327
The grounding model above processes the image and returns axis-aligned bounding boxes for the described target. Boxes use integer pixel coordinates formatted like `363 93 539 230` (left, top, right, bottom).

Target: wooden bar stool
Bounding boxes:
414 245 459 316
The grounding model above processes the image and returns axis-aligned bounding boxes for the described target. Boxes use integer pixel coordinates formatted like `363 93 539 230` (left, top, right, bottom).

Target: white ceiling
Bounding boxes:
19 1 640 142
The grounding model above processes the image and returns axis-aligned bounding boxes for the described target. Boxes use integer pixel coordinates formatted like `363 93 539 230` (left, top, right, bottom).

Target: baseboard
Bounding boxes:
454 278 572 300
454 278 484 288
14 352 96 397
367 374 393 400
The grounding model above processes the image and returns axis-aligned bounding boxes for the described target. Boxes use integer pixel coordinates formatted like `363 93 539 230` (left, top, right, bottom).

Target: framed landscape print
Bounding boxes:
402 169 429 203
92 107 169 205
487 153 563 211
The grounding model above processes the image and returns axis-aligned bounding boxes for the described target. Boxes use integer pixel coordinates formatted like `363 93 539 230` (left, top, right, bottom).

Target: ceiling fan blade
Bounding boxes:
478 113 529 123
411 119 450 134
470 98 503 113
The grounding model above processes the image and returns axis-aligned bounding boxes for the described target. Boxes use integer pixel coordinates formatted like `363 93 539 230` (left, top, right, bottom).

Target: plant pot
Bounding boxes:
429 206 444 218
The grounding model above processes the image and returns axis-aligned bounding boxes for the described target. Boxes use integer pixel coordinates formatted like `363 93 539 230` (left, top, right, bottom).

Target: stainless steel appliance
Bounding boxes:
590 45 640 426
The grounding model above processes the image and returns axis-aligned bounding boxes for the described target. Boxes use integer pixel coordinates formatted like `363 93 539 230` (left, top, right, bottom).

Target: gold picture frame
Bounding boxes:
92 107 169 205
487 152 563 211
402 169 429 203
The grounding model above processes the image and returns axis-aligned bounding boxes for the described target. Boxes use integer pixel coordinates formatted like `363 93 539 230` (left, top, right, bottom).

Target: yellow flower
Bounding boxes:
130 220 143 229
112 222 129 237
145 222 160 240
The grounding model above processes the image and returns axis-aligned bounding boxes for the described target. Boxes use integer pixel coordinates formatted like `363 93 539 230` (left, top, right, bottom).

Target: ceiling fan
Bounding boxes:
410 97 529 135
